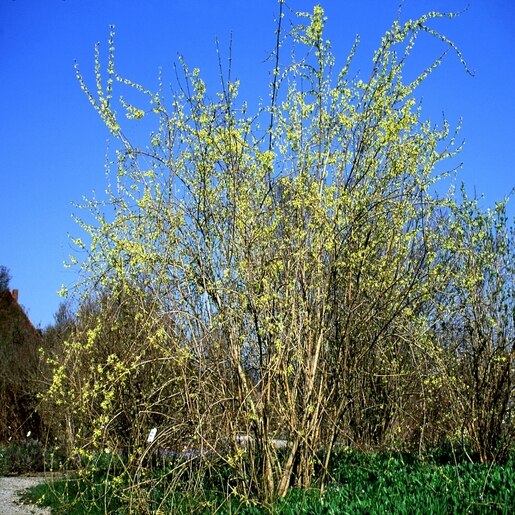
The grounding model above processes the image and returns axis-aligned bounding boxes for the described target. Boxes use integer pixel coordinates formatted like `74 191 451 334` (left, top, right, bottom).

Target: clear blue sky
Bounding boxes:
1 0 513 328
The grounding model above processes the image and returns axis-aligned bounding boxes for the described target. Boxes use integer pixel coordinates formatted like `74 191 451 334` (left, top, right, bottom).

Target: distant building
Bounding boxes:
0 289 44 442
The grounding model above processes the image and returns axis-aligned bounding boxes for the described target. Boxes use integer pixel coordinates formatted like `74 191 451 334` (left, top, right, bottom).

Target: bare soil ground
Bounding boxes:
0 476 50 515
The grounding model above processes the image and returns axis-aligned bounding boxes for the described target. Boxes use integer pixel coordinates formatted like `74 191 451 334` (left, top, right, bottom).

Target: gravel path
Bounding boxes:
0 476 51 515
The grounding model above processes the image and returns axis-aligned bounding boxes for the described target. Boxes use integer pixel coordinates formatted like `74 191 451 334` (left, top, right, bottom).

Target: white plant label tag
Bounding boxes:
147 427 157 443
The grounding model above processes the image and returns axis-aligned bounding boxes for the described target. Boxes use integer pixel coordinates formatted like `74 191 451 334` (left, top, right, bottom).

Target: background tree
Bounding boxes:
0 265 11 292
435 192 514 462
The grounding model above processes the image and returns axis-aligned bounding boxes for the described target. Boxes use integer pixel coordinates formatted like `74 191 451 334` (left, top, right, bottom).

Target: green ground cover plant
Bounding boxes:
26 449 515 514
0 440 60 475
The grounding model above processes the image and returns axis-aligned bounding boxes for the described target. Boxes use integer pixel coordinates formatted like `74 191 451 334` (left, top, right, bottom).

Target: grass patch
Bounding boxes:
22 471 124 515
25 449 515 514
